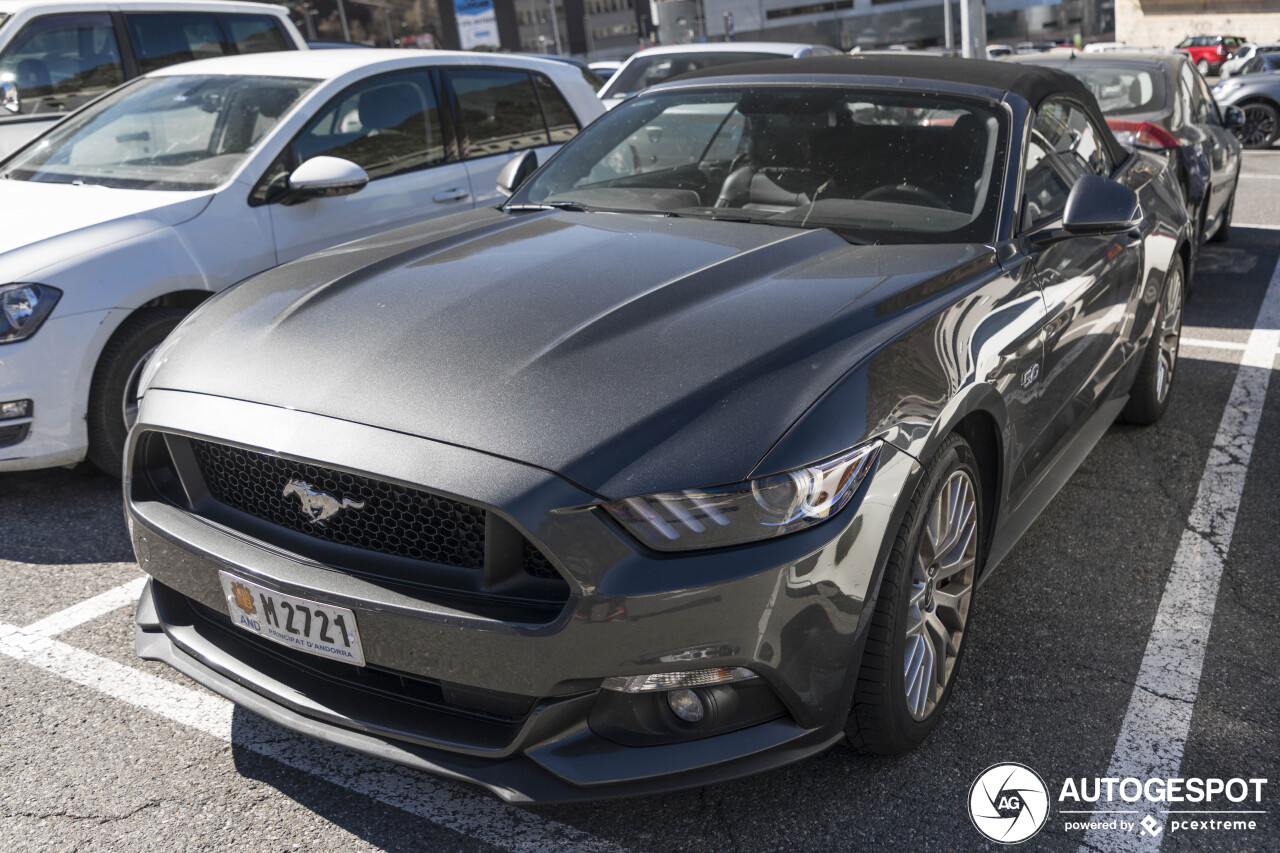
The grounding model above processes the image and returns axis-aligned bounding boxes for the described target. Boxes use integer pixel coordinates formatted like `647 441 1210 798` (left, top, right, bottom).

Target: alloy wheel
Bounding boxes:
1236 105 1278 148
121 345 159 430
1156 269 1184 405
903 469 978 720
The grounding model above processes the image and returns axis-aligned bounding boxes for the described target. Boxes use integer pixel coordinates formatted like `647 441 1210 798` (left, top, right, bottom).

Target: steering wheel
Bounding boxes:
862 183 948 208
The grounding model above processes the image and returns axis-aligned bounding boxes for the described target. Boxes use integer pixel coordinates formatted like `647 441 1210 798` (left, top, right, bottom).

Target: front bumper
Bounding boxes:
0 308 121 471
127 390 918 802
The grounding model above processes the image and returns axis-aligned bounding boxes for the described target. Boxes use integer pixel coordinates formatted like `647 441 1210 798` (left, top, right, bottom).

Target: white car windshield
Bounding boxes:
512 86 1007 244
3 74 315 190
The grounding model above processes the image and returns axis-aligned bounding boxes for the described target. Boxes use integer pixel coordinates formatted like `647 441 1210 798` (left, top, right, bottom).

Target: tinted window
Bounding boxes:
1023 99 1110 228
5 75 314 190
126 13 229 75
1059 63 1165 115
222 15 289 54
534 73 579 142
600 52 789 99
1181 63 1217 125
295 70 445 179
0 13 123 119
450 68 548 157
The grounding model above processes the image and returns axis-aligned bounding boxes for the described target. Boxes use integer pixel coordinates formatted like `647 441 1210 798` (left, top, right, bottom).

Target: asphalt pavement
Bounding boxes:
2 151 1279 853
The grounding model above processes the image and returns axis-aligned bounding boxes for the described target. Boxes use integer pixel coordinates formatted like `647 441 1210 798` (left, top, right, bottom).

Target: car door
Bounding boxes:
1019 98 1139 475
1182 61 1241 232
0 12 127 157
265 69 474 264
444 67 582 208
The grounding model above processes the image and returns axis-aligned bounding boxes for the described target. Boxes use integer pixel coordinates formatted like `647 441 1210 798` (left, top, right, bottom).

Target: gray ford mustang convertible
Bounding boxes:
126 55 1189 802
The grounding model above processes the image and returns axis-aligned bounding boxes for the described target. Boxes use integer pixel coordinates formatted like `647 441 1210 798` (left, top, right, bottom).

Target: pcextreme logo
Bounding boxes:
968 764 1270 843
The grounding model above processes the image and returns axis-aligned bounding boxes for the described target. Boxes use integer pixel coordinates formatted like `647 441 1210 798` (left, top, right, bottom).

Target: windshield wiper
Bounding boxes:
505 201 591 213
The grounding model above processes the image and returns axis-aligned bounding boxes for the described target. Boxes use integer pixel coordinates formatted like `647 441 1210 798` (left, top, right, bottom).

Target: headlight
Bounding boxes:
0 283 61 344
604 441 882 551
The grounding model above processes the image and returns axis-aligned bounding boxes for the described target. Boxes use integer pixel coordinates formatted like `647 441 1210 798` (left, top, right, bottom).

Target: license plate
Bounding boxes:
218 572 366 667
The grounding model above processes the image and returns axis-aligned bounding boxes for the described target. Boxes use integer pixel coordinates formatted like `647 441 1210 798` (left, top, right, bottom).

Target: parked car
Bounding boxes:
1011 51 1241 250
1083 41 1127 53
523 53 605 91
304 40 371 50
596 42 842 107
986 44 1014 59
1213 59 1280 148
1175 35 1246 76
0 0 306 157
0 49 603 475
1219 42 1280 78
588 59 623 79
127 55 1191 803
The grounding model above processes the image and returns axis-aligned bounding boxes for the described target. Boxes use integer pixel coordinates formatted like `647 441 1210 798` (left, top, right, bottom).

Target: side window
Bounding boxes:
533 73 580 143
126 13 229 75
1022 99 1099 229
448 68 549 157
0 13 123 119
221 15 290 54
1191 72 1220 125
293 70 445 180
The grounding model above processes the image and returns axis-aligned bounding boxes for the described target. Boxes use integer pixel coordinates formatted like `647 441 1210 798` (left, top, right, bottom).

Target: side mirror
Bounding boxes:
1062 173 1141 236
496 149 538 197
1 80 20 114
1223 105 1246 128
283 156 368 204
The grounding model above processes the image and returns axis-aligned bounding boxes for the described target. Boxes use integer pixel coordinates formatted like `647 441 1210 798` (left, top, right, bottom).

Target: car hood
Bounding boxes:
0 180 212 277
148 208 995 498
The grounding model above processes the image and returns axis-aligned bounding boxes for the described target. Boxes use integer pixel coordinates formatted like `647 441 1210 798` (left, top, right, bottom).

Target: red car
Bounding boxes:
1176 35 1246 75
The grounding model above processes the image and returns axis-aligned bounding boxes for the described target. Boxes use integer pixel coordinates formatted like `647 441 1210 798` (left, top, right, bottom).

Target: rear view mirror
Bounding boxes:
1223 105 1246 128
496 150 538 197
1062 174 1141 236
283 156 369 204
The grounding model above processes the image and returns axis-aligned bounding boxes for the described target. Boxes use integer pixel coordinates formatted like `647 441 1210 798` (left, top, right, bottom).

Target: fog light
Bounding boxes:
666 688 705 723
0 399 31 420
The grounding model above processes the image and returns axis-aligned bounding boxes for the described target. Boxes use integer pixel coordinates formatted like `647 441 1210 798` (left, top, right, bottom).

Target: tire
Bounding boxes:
1197 59 1211 76
1121 258 1184 426
1208 186 1235 244
1233 101 1279 149
86 308 186 477
847 433 983 754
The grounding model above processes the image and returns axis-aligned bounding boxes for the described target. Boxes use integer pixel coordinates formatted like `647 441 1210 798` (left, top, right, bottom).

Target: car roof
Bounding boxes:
0 0 290 13
1008 50 1185 73
625 42 828 58
146 48 575 81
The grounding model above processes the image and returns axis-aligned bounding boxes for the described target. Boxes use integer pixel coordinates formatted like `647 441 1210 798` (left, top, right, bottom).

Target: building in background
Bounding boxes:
1116 0 1280 49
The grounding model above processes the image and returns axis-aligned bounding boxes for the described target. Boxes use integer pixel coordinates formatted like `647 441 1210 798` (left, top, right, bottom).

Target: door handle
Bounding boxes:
433 188 469 203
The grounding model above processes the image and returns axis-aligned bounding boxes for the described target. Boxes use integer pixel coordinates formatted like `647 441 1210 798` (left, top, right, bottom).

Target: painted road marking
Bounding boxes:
0 584 624 853
1080 255 1280 852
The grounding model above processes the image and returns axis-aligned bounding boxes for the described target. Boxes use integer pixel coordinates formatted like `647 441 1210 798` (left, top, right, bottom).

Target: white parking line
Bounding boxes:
0 585 625 853
1080 256 1280 852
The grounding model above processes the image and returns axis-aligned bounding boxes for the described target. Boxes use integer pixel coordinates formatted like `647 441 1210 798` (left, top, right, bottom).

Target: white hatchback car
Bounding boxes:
0 49 604 474
0 0 308 158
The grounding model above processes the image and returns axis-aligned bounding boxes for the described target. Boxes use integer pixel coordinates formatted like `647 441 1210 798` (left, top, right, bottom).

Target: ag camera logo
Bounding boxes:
969 763 1050 844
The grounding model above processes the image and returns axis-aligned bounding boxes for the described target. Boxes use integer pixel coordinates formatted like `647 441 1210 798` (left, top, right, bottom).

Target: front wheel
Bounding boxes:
1122 259 1184 426
847 433 983 754
86 308 186 477
1233 102 1279 149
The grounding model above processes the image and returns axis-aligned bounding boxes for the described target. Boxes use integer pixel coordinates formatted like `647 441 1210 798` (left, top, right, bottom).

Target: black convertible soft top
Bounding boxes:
674 53 1129 165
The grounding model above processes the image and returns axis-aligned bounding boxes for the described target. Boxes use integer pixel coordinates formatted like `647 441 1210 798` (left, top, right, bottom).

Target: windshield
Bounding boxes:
3 74 315 190
512 86 1007 244
600 52 791 100
1055 63 1166 115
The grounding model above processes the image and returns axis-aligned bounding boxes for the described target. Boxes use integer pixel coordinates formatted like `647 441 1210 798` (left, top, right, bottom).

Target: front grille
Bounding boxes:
0 422 28 447
190 439 487 570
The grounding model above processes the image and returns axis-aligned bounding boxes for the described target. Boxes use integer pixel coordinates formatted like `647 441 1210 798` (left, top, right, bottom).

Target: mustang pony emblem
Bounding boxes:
282 478 365 525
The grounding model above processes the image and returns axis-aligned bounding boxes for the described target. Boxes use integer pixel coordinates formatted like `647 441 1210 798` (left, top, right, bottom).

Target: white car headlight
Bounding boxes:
604 441 882 551
0 283 61 344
